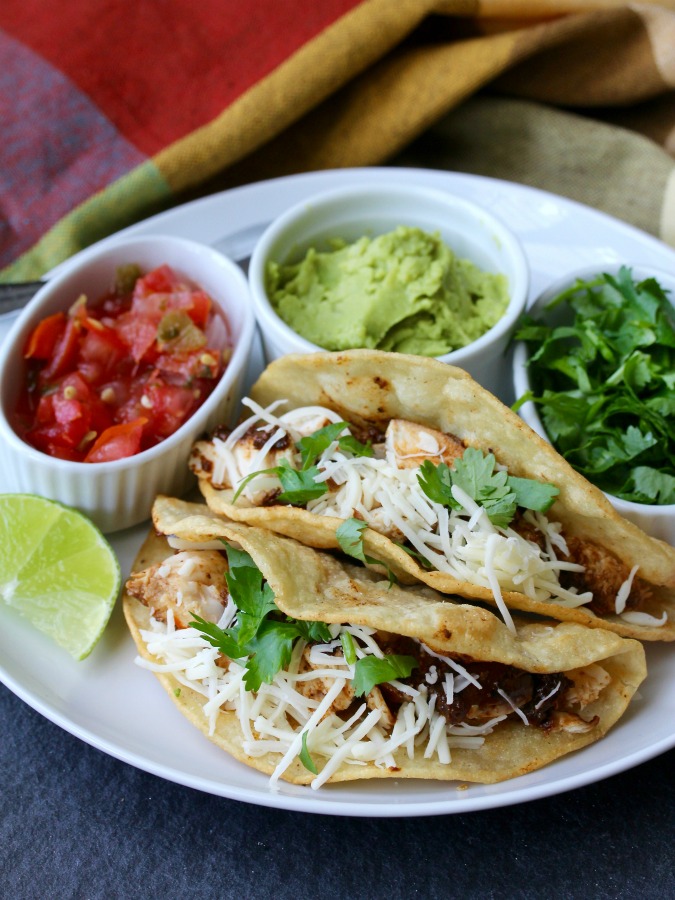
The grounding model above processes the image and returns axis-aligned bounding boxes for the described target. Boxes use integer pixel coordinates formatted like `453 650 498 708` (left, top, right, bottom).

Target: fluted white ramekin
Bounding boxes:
0 234 255 532
513 263 675 546
248 182 529 398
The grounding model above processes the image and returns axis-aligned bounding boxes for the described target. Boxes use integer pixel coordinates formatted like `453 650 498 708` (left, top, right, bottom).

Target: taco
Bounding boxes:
189 350 675 641
122 496 646 789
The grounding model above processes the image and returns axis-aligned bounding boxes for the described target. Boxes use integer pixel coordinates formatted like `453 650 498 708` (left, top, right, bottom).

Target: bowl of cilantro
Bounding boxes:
512 264 675 545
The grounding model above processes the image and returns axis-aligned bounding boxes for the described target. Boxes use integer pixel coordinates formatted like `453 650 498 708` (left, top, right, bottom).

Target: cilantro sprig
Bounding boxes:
514 266 675 504
351 654 418 697
233 420 372 506
417 446 558 528
335 517 396 585
190 545 331 691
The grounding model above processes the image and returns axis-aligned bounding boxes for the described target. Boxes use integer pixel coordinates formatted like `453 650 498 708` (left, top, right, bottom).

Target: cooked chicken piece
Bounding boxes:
561 536 652 616
385 419 465 470
190 424 295 491
546 710 599 734
190 407 344 501
125 549 230 628
295 646 396 730
564 664 611 709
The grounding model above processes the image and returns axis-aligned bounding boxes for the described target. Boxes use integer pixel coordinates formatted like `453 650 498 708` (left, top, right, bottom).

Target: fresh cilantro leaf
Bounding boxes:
352 654 418 697
299 731 318 774
297 422 350 469
275 458 328 504
297 421 373 468
336 517 397 585
336 517 370 562
225 545 256 569
242 619 299 691
507 476 559 514
417 460 457 508
233 419 369 505
232 458 327 506
338 434 373 457
417 448 558 527
190 614 245 660
190 551 332 691
626 466 675 505
293 619 333 643
225 563 277 645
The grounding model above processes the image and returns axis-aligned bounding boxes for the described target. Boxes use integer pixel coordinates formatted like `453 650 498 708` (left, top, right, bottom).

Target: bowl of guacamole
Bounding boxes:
248 183 529 396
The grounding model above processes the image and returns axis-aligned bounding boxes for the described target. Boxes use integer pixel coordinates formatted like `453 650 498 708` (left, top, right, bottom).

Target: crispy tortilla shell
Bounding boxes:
122 496 647 786
194 350 675 641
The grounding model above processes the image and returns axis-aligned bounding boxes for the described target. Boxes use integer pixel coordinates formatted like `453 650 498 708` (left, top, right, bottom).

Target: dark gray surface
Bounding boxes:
2 682 673 900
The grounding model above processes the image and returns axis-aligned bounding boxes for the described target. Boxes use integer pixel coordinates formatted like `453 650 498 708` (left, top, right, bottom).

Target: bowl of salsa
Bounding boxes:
0 234 256 532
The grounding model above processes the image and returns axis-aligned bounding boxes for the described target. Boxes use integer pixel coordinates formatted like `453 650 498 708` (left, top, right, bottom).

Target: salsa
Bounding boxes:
14 264 232 463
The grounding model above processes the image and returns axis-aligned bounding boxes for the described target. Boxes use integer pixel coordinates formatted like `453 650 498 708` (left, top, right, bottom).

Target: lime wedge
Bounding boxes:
0 494 121 660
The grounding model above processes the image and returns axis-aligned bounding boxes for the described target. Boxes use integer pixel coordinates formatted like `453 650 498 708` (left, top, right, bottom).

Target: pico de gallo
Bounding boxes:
13 263 232 463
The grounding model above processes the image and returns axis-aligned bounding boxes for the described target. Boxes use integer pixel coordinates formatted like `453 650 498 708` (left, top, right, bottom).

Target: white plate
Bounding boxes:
1 167 674 817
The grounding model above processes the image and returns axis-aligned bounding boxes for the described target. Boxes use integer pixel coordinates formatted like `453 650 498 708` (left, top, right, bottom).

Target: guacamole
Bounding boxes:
265 226 509 355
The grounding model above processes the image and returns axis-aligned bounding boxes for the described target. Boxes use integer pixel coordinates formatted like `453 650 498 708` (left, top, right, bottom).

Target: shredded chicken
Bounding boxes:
546 710 599 734
561 536 652 616
564 664 612 708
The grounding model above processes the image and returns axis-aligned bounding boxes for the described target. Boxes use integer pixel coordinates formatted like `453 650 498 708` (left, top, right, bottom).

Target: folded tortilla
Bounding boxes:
122 495 646 788
190 350 675 641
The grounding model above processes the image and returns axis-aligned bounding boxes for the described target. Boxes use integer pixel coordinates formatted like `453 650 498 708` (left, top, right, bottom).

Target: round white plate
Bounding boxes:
1 167 674 817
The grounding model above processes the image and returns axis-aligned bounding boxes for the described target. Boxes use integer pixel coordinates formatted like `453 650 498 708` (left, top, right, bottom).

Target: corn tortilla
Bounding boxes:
122 496 647 786
193 350 675 641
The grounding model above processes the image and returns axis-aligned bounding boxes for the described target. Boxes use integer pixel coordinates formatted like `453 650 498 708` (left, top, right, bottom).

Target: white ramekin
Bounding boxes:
513 263 675 545
248 183 529 397
0 234 256 532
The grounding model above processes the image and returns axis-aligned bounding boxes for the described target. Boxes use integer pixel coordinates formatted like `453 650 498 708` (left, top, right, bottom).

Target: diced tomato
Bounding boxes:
14 263 230 463
24 312 67 360
39 317 81 385
186 290 211 329
84 418 147 462
78 321 128 383
136 381 198 443
134 264 179 296
154 348 221 383
114 310 160 365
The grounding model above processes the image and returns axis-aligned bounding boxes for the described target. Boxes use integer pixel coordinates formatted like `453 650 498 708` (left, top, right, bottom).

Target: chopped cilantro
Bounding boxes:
352 654 418 697
297 421 372 467
336 517 397 585
232 419 369 506
417 447 558 528
514 266 675 504
190 549 331 691
274 459 328 505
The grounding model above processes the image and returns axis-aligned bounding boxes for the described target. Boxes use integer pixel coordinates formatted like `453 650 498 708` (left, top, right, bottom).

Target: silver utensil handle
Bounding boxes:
0 281 45 314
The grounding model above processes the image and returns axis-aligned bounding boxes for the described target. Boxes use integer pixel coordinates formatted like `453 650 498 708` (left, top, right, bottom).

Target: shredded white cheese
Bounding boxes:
135 616 521 790
208 402 604 629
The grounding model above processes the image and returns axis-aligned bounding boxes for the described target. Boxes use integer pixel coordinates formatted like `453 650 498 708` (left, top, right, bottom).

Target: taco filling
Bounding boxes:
190 398 663 632
124 509 646 789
